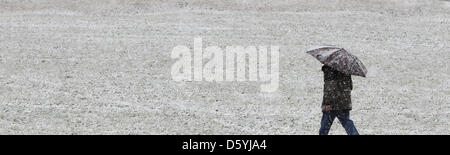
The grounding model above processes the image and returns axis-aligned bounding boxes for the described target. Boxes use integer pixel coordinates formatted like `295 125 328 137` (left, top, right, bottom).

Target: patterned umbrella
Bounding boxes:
307 46 367 77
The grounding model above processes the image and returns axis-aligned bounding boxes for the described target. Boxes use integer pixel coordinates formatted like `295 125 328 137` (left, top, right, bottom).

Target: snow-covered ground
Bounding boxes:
0 0 448 134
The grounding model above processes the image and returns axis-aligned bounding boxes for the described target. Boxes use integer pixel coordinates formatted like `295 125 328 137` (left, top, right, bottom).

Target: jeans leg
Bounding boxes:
337 110 359 135
319 111 336 135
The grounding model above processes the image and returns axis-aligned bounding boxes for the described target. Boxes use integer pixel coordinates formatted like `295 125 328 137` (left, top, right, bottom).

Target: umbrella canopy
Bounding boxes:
306 46 367 77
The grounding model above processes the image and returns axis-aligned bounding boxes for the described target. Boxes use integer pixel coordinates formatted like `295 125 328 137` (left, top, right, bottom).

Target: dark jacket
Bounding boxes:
322 65 352 111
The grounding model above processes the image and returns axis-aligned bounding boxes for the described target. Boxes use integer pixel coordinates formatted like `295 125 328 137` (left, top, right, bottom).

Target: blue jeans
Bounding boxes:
319 110 359 135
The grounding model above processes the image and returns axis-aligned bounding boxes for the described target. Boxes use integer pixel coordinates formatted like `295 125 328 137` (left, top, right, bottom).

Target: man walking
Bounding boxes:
319 65 359 135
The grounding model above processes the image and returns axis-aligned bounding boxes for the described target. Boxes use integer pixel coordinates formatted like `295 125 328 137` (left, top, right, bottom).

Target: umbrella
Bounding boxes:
306 46 367 77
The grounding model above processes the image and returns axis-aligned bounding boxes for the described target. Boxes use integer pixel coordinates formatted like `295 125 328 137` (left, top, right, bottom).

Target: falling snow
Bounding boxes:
0 0 449 134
